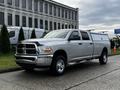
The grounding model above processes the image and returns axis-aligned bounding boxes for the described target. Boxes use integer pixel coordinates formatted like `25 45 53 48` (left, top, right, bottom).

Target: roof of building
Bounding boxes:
45 0 78 11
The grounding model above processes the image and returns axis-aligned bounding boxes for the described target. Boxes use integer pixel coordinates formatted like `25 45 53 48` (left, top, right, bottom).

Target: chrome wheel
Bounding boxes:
56 59 65 74
103 53 107 63
99 51 108 65
51 55 66 75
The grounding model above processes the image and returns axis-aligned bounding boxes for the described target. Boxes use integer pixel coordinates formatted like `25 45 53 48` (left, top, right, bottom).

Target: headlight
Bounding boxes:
42 47 53 54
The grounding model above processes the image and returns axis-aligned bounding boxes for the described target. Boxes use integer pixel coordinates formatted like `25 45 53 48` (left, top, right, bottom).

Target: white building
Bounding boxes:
0 0 79 32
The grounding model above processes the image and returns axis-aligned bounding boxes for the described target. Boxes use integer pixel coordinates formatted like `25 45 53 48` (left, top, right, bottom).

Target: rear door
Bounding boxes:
80 31 93 58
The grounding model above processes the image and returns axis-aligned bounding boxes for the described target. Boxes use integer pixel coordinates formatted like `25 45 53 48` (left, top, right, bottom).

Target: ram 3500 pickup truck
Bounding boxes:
15 29 111 75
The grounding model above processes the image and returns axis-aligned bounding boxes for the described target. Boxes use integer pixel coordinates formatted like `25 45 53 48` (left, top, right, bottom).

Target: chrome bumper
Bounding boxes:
15 54 53 67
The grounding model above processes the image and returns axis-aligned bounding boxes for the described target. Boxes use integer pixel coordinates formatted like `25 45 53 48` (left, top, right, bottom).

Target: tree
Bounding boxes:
110 39 115 49
31 29 36 39
113 35 120 48
18 27 25 42
0 30 1 52
0 25 10 53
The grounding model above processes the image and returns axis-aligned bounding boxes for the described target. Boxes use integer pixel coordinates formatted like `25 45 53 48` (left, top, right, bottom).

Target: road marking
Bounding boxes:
65 66 120 90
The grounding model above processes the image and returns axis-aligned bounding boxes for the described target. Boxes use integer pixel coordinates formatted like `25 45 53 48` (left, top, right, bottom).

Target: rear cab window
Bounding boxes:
80 31 90 40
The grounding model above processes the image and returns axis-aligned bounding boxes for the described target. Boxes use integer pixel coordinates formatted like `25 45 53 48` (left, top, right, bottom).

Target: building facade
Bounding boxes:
0 0 79 31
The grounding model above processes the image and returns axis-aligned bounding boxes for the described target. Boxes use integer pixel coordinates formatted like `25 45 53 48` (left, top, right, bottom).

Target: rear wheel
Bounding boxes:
50 55 66 75
99 51 108 65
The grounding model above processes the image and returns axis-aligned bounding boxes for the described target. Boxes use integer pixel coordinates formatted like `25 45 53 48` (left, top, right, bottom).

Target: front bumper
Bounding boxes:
15 54 53 67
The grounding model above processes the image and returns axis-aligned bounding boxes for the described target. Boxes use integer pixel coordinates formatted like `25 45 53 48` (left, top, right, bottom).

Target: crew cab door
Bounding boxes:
80 31 93 58
67 31 84 61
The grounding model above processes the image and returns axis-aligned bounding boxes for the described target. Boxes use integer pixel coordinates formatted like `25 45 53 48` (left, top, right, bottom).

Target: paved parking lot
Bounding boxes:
0 55 120 90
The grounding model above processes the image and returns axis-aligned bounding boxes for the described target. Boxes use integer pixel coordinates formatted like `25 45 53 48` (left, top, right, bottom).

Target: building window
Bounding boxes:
65 24 67 29
45 2 48 14
34 18 38 28
49 4 52 15
72 12 74 20
28 17 32 27
22 16 26 27
75 26 77 29
0 0 4 3
69 25 71 29
8 13 12 26
69 11 71 19
7 0 12 5
58 7 60 17
34 0 38 12
54 22 56 30
28 0 32 10
22 0 26 9
40 19 43 29
0 12 4 25
39 1 43 12
49 21 52 30
15 15 19 26
15 0 19 7
54 6 56 16
62 8 64 18
58 23 60 29
75 11 77 20
65 10 67 19
62 24 64 29
45 20 48 30
72 25 74 28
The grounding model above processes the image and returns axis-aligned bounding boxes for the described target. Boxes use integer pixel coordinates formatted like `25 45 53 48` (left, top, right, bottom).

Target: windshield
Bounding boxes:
9 31 15 38
44 30 69 39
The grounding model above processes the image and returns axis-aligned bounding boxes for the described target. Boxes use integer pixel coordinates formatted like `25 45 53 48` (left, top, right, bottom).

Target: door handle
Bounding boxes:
90 43 93 45
78 43 82 45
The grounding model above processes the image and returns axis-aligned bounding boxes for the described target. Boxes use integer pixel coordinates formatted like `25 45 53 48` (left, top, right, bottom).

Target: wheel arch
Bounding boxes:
101 47 108 55
52 49 68 64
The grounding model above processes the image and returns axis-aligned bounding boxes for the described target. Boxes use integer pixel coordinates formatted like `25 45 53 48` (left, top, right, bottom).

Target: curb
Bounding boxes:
0 67 23 74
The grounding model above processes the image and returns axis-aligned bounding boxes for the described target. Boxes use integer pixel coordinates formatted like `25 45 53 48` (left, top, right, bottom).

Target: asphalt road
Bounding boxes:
0 55 120 90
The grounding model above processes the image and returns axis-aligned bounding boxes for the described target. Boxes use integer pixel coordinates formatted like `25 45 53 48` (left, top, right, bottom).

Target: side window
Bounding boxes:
69 31 80 40
81 31 90 40
9 31 15 38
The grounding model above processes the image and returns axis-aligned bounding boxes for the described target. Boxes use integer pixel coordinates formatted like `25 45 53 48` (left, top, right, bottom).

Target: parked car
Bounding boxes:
8 27 44 45
15 29 111 75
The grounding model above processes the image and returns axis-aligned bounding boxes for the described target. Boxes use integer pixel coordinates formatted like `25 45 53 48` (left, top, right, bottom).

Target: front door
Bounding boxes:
67 31 84 61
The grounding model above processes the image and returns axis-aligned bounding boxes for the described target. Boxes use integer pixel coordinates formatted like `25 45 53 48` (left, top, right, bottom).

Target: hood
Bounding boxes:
22 38 66 46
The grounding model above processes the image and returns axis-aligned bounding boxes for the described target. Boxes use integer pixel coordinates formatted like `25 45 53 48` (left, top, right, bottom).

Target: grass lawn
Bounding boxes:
0 53 19 70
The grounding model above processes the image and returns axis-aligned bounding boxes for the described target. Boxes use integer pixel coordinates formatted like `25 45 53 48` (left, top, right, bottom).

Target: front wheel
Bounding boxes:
50 55 66 75
99 51 108 65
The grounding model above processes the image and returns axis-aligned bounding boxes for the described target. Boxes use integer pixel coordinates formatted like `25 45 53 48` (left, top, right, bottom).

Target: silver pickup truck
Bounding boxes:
15 29 111 75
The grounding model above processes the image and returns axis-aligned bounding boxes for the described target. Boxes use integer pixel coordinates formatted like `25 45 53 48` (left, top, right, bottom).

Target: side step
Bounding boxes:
68 59 94 66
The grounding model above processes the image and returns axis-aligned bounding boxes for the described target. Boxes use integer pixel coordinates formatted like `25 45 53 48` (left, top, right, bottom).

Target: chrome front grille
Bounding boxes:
17 43 37 55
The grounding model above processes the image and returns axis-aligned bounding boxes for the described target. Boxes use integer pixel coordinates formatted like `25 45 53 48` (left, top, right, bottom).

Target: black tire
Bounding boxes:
50 55 66 75
99 51 108 65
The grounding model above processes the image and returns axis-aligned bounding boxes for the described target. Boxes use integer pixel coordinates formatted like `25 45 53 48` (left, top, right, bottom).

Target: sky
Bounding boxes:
55 0 120 37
